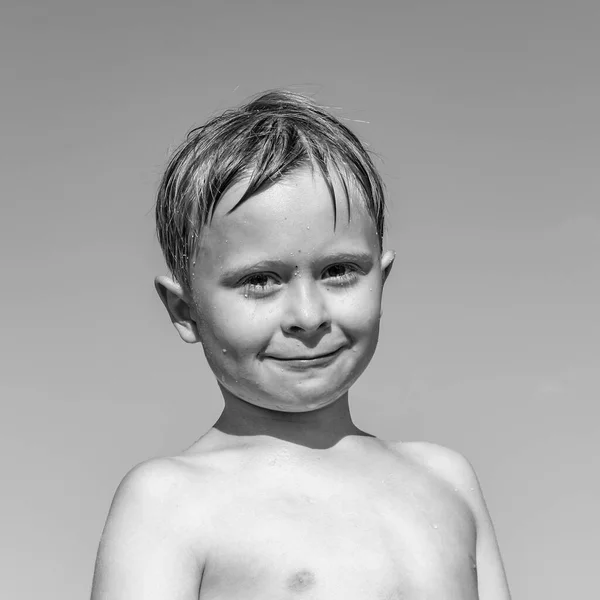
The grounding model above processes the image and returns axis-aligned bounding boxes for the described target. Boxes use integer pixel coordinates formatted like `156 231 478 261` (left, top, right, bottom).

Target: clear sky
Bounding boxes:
2 1 599 598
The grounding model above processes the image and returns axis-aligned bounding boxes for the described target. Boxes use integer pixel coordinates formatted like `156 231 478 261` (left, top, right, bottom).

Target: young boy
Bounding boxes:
91 91 511 600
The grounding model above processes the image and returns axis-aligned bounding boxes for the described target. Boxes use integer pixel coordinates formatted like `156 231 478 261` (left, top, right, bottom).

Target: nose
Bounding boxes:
281 280 331 336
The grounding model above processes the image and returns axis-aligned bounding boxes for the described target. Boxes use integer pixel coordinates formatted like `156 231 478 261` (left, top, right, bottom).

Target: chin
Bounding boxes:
272 397 338 413
251 383 353 413
217 360 366 412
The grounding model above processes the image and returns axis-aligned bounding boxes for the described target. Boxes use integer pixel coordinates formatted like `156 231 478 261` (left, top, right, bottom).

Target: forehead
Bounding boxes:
195 169 378 263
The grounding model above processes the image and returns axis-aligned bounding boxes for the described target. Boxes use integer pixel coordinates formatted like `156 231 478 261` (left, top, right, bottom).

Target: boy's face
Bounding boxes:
159 168 394 413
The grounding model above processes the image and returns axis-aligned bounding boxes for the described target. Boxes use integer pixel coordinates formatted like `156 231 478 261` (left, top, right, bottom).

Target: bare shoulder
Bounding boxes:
114 456 196 503
105 454 215 543
395 441 481 496
102 456 197 529
91 457 210 600
390 441 489 524
394 441 512 599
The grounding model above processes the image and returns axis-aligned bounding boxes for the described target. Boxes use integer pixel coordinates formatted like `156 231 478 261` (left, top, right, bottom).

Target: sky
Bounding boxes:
1 1 599 598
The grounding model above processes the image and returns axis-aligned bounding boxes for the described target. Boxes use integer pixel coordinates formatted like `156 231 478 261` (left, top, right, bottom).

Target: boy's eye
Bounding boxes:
241 273 280 297
322 264 358 285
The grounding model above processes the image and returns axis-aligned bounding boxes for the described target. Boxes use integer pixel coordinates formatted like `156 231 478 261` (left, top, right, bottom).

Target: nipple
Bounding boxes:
286 569 316 593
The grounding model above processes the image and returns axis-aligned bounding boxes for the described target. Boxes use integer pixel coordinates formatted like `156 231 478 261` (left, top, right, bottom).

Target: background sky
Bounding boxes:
2 1 598 598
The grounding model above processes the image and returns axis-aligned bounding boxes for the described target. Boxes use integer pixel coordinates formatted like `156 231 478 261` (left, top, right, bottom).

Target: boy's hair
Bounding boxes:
155 90 386 291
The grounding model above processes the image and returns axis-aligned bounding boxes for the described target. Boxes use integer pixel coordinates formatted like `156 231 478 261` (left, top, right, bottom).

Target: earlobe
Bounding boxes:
154 276 201 344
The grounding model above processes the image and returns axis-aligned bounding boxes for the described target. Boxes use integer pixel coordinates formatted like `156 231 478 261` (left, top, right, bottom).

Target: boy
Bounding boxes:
91 90 511 600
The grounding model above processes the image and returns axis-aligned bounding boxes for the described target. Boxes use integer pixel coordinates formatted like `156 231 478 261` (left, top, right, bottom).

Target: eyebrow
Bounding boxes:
219 251 375 284
322 251 375 265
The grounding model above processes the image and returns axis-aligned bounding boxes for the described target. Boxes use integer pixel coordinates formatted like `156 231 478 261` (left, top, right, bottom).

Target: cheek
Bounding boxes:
198 296 277 353
334 286 382 333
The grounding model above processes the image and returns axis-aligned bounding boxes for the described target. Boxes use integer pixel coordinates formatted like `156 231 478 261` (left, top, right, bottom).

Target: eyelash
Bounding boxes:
241 273 279 297
240 264 359 297
322 264 359 285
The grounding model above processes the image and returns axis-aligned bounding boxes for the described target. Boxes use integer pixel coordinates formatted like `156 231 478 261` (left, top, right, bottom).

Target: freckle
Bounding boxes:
222 349 227 353
244 294 249 298
286 569 315 593
431 523 438 529
306 226 310 230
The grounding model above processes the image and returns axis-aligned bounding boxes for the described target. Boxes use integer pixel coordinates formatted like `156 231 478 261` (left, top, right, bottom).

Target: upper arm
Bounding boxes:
457 455 511 600
407 443 512 600
91 459 204 600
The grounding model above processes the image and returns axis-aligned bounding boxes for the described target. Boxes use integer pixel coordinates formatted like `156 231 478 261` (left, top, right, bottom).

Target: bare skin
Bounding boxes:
183 432 478 600
91 392 510 600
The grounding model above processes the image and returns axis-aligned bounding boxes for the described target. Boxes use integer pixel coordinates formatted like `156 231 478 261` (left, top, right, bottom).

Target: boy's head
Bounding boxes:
155 91 394 413
155 90 386 293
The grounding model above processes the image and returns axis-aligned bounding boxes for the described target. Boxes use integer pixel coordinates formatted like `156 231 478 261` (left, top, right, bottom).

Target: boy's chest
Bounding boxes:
196 461 478 600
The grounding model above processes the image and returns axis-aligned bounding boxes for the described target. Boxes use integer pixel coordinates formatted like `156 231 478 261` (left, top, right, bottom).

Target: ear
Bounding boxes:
380 249 395 285
154 275 201 344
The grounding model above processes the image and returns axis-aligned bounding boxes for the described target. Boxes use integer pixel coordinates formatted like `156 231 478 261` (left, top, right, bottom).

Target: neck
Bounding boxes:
213 386 372 450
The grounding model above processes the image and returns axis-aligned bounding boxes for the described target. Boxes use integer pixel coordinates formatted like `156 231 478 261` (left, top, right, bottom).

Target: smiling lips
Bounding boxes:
266 347 344 364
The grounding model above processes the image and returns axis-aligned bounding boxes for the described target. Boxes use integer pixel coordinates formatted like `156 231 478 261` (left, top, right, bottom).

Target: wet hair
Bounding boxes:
155 89 386 290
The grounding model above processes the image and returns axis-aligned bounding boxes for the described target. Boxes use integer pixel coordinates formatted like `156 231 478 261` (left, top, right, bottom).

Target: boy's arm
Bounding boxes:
90 459 204 600
407 443 512 600
469 468 512 600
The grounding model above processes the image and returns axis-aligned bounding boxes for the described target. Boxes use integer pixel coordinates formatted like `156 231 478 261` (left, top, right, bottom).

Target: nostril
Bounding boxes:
286 320 330 335
282 290 331 334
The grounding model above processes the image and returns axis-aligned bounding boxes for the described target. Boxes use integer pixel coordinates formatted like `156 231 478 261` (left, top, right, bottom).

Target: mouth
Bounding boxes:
265 347 345 368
